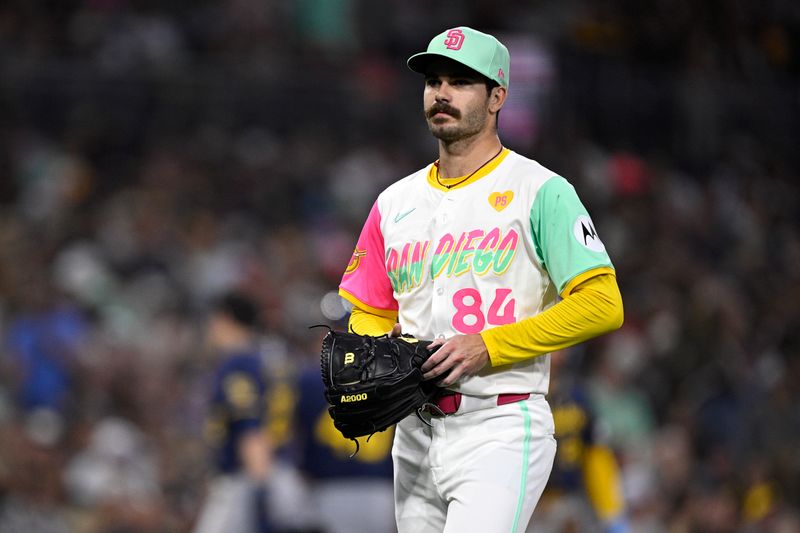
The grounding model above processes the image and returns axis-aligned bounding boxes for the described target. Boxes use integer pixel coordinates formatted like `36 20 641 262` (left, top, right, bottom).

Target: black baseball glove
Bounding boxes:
319 327 440 449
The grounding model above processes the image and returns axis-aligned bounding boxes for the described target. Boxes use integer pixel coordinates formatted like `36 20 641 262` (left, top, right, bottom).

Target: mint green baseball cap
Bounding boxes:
407 27 510 87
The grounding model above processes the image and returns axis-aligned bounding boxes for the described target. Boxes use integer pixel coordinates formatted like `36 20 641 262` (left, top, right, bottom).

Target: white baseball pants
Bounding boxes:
393 394 556 533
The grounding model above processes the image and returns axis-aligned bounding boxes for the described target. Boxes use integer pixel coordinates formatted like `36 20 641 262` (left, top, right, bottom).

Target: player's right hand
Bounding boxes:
422 334 490 387
389 323 403 337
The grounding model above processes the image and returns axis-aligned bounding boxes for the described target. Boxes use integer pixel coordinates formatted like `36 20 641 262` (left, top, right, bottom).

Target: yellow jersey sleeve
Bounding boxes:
348 305 398 337
480 271 623 366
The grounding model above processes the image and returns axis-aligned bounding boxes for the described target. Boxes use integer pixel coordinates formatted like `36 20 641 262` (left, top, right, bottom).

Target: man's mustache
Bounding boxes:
426 103 461 119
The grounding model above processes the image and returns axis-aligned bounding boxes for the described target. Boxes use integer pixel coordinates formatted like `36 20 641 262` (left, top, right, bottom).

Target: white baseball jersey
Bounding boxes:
339 149 613 396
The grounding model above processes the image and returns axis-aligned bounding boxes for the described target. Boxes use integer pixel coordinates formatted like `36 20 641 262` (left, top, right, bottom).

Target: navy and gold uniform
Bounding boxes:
294 366 393 479
194 292 278 533
196 348 272 533
205 350 267 473
293 366 395 533
530 380 628 533
549 385 596 492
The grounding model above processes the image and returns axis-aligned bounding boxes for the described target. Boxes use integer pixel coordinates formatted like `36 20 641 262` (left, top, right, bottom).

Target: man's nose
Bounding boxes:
434 82 452 102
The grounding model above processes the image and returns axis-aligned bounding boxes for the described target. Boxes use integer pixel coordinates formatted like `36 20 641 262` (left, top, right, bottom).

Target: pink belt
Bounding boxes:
432 391 531 416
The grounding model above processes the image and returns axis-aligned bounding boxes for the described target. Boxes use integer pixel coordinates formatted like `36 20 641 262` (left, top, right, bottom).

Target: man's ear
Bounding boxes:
489 86 507 113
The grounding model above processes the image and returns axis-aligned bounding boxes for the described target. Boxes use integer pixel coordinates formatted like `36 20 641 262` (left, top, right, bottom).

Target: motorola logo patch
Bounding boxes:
573 215 605 252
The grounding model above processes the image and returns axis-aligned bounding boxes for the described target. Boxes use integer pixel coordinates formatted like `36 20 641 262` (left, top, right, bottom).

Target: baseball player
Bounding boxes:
294 365 396 533
529 350 629 532
339 26 624 533
194 292 273 533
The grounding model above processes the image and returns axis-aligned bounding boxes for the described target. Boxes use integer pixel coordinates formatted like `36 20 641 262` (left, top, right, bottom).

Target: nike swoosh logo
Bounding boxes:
394 208 416 223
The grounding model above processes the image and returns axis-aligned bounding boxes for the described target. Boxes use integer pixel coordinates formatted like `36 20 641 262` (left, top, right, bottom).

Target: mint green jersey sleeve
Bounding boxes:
530 176 614 294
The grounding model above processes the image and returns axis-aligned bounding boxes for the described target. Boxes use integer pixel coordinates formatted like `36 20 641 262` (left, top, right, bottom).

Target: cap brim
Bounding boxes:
407 51 489 80
407 51 445 74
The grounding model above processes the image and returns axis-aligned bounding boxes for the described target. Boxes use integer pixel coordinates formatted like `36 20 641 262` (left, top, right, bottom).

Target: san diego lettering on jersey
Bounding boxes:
385 226 519 294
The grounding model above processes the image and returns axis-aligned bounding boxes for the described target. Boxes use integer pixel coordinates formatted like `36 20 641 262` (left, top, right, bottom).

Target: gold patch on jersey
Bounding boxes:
489 191 514 211
223 373 258 410
344 247 367 274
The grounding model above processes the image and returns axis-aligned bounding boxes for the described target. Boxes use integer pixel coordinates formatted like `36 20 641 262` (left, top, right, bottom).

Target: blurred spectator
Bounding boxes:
0 424 70 533
5 287 87 418
63 416 166 532
64 417 160 507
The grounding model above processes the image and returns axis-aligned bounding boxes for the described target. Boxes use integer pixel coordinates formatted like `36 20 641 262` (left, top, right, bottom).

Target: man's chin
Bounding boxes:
428 124 462 142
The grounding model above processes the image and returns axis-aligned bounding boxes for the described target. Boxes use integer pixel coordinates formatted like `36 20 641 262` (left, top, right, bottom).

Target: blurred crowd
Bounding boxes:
1 1 799 532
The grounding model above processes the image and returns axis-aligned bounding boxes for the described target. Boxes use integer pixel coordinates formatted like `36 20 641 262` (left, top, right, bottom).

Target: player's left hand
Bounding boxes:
421 334 490 387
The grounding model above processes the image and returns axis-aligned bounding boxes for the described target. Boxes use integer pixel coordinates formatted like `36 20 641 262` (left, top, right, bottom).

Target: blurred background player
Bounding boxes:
293 344 396 533
529 349 628 533
194 292 274 533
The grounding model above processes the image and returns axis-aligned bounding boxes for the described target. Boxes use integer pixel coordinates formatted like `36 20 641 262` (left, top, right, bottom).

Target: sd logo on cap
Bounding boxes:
407 26 510 88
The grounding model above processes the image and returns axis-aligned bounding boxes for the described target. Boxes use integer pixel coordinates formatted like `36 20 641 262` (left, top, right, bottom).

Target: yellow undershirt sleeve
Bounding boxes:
348 305 398 336
480 272 623 367
583 444 625 521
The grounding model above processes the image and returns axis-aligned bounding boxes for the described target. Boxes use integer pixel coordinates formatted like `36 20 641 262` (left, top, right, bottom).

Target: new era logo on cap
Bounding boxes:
444 29 465 50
